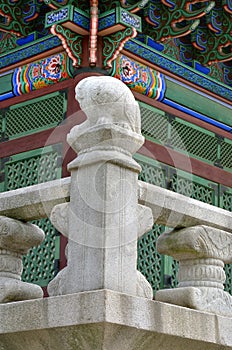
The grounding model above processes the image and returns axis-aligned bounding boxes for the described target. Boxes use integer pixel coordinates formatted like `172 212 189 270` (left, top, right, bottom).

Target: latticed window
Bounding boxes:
221 188 232 294
171 173 216 205
2 145 62 287
4 146 61 190
1 91 67 140
22 218 59 287
170 119 218 163
138 156 166 188
0 90 67 287
140 104 168 144
221 139 232 171
137 102 232 295
139 101 232 171
137 224 166 293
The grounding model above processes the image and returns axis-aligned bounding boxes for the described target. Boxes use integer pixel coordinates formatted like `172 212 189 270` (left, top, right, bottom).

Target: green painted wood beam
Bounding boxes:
0 72 13 95
166 79 232 127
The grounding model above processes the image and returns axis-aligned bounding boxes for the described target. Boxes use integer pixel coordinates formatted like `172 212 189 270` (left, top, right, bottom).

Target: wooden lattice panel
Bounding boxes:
137 224 166 294
3 145 62 287
2 92 66 140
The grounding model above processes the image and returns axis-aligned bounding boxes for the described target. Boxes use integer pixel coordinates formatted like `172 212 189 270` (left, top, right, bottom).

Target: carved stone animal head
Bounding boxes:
75 76 141 133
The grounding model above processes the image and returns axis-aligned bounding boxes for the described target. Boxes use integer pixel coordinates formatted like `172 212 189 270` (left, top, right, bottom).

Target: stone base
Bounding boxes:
1 290 232 350
156 287 232 317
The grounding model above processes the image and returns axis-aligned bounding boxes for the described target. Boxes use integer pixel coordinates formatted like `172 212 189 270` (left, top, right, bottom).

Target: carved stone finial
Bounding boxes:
0 216 45 303
75 76 141 132
67 76 142 154
156 225 232 316
48 76 153 299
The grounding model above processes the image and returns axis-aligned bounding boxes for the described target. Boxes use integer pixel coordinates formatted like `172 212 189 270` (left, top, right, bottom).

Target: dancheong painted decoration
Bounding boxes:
0 1 231 73
13 52 72 95
113 54 166 100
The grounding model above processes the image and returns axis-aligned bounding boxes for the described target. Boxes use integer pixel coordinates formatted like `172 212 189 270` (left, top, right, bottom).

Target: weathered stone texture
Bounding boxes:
156 225 232 316
48 76 153 299
1 290 232 350
0 216 44 303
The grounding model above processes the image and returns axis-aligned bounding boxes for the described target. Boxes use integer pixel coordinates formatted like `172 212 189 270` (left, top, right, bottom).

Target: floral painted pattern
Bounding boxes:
13 52 72 95
113 54 166 101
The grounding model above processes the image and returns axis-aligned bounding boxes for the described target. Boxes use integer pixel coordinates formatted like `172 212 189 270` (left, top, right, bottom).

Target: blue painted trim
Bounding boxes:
73 9 89 30
124 39 232 101
0 92 15 101
163 98 232 133
12 69 20 97
98 11 116 31
0 36 61 69
16 33 36 46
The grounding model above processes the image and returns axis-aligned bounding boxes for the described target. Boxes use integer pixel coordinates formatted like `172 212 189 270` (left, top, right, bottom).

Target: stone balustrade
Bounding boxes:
1 76 232 350
1 178 231 233
0 77 231 316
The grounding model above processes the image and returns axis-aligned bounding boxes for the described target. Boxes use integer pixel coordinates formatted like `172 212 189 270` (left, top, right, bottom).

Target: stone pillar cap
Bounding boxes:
67 123 144 155
0 216 45 254
157 225 232 263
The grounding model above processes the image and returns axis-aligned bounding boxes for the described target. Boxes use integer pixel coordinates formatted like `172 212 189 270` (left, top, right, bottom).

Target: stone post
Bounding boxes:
48 76 153 298
156 225 232 316
0 215 45 303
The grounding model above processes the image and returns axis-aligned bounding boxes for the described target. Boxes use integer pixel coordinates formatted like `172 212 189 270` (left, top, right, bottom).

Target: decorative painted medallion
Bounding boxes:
112 54 166 100
12 52 72 95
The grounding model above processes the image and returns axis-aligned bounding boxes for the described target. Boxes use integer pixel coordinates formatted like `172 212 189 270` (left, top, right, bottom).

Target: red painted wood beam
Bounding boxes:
0 110 86 158
139 139 232 188
1 126 231 187
133 91 232 141
0 78 75 109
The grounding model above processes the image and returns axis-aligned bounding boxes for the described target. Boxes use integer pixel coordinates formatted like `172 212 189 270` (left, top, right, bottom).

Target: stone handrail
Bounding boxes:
0 177 231 233
1 76 232 318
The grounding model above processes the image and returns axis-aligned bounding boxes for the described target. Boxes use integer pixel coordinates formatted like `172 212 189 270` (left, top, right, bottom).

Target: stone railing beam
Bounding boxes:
0 177 70 221
0 178 231 234
138 181 232 232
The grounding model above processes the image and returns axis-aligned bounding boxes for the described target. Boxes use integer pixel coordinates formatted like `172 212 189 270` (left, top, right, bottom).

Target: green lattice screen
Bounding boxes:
4 145 62 287
221 139 232 171
170 119 218 163
136 154 175 292
137 224 166 293
5 146 61 189
139 101 232 171
221 188 232 212
138 156 166 188
22 218 59 287
171 172 217 205
1 91 67 140
169 170 217 285
140 104 168 144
